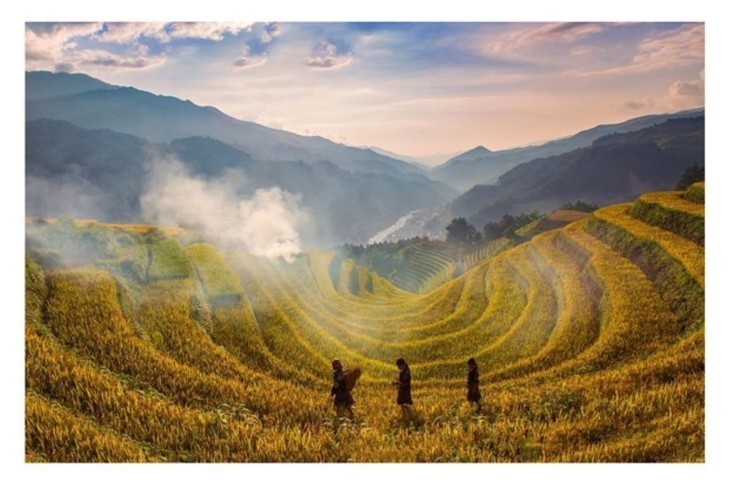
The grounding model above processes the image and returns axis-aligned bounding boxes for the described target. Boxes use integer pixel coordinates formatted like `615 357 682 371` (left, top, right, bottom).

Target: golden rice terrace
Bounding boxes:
25 183 705 462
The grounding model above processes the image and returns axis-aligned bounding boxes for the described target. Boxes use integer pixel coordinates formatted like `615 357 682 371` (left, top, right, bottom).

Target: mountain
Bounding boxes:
26 119 455 246
25 71 115 101
431 108 704 190
445 145 492 163
376 116 704 241
365 146 459 168
26 119 149 220
25 71 432 183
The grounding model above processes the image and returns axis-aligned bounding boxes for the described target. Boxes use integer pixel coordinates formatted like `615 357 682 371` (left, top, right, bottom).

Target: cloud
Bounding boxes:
26 22 253 72
54 62 74 73
489 22 612 54
167 22 253 41
73 48 166 69
305 40 353 69
260 22 282 44
668 70 704 105
96 22 253 44
520 22 607 43
40 48 166 73
140 158 307 262
669 79 703 99
581 23 704 77
94 22 169 43
623 100 645 111
233 45 267 69
632 23 704 71
26 22 103 64
621 97 655 112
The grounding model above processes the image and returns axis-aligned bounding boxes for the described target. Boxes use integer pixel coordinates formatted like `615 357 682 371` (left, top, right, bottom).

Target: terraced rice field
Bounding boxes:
25 186 704 462
385 241 459 293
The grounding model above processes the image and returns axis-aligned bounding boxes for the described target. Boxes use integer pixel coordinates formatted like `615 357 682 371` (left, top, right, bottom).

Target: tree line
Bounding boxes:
446 212 543 250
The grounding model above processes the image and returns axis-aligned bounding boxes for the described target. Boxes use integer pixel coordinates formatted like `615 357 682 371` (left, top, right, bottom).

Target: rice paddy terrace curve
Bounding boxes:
25 183 705 462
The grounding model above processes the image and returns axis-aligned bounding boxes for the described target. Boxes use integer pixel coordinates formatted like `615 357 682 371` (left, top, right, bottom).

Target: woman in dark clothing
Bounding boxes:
392 357 414 421
467 357 482 413
331 358 354 419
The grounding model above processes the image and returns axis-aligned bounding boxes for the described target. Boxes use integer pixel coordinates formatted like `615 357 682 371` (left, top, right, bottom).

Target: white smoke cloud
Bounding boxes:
140 158 307 261
26 174 109 220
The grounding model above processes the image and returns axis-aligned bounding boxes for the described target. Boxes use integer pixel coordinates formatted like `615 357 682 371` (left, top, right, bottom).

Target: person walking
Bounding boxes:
467 357 482 413
392 357 414 422
330 358 354 420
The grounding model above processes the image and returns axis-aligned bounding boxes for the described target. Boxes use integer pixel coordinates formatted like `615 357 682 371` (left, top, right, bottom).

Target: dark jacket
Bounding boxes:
331 369 354 406
397 366 413 405
467 367 481 402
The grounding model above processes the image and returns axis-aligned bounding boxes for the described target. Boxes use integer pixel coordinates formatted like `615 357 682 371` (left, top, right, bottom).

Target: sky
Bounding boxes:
26 21 705 160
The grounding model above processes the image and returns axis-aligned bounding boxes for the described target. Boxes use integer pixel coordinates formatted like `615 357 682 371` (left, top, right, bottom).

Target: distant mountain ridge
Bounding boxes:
444 145 492 164
375 116 704 241
25 71 433 184
364 146 459 168
431 108 704 190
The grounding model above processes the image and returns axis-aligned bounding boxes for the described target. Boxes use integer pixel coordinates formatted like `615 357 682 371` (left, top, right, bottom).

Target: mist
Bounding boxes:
140 158 308 262
27 174 110 222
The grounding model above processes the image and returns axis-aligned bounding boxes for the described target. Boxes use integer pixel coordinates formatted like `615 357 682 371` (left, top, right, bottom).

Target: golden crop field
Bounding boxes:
25 187 704 462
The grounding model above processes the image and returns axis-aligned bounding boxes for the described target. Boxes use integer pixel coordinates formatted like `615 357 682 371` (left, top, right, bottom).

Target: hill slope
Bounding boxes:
26 183 704 462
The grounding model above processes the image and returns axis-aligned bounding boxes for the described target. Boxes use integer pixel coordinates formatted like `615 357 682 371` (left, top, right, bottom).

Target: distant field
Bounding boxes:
26 217 185 237
25 187 704 462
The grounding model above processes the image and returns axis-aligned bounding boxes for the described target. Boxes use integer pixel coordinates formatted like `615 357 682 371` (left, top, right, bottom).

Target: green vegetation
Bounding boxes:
25 184 704 462
482 211 543 242
675 163 704 190
684 182 704 204
446 217 482 248
148 239 193 281
628 191 704 246
560 200 599 213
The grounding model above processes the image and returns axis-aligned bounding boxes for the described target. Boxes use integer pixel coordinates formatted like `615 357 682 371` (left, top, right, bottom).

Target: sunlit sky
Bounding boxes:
26 22 704 158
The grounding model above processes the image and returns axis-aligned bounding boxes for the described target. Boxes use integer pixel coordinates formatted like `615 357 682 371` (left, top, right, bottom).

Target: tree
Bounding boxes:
482 221 502 241
675 163 704 190
560 200 599 213
446 218 481 249
483 211 543 243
